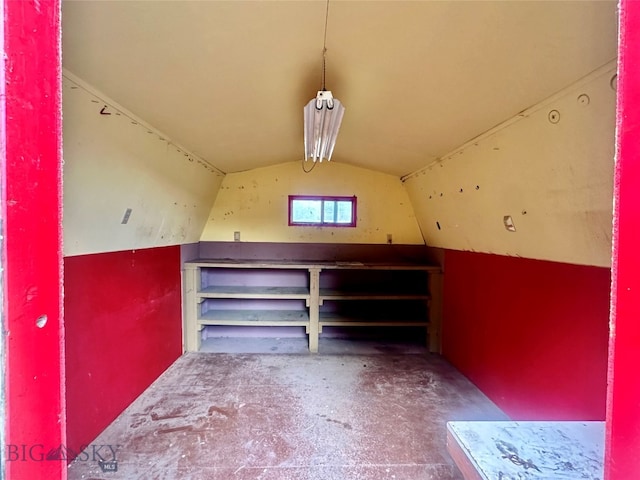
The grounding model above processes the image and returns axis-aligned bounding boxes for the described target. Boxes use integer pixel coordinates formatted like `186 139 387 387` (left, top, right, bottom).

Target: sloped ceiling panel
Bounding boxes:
403 63 617 266
62 1 618 177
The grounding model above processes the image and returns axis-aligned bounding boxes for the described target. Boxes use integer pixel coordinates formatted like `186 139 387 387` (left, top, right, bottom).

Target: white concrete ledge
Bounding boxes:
447 421 604 479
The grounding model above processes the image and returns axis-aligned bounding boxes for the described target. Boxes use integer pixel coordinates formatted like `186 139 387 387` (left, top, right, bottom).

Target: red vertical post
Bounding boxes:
1 1 66 479
605 0 640 478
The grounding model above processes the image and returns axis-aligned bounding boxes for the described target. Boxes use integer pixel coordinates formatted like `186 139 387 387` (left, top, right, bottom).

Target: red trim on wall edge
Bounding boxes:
605 1 640 478
2 1 65 478
65 246 183 457
443 250 610 421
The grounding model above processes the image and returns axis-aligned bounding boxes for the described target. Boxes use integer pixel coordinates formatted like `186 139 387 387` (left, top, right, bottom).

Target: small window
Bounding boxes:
289 195 357 227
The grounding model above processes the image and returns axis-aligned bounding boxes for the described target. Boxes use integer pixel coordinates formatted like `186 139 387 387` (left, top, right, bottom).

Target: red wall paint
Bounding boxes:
64 246 183 455
442 250 610 421
605 0 640 478
2 1 66 479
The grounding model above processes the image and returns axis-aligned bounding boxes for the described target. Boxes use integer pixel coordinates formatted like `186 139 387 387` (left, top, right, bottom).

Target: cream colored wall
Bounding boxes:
63 71 225 256
64 61 615 261
201 162 424 245
403 62 616 267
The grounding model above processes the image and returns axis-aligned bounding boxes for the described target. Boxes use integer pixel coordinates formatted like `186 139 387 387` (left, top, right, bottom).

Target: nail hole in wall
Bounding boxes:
36 315 47 328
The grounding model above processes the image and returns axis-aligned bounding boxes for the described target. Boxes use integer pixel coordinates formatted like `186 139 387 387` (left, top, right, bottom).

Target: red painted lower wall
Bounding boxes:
64 246 183 454
442 250 610 420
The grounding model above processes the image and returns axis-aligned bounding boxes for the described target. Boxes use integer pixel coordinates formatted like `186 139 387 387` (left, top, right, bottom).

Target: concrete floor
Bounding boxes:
68 347 507 480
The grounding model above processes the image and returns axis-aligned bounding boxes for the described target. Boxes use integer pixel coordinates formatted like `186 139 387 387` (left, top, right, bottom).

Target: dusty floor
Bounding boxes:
67 348 507 480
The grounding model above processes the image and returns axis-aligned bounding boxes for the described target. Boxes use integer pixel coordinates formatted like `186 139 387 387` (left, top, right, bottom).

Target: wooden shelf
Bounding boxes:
200 309 309 326
319 288 430 301
188 258 441 272
183 260 443 353
198 285 310 299
319 312 428 330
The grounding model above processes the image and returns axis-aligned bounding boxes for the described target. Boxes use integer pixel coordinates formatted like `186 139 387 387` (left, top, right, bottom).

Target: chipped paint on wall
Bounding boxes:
403 62 616 267
62 72 225 256
201 162 424 245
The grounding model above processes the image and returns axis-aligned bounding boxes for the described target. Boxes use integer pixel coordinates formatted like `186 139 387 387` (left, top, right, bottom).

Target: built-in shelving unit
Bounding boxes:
183 260 442 353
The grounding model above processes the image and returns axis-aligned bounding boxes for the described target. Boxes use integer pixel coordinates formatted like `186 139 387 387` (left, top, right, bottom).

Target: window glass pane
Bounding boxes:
335 201 353 223
323 201 336 223
291 199 322 223
289 196 355 227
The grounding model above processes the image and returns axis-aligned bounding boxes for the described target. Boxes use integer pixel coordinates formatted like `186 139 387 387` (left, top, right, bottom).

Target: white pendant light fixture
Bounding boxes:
304 0 345 164
304 91 344 162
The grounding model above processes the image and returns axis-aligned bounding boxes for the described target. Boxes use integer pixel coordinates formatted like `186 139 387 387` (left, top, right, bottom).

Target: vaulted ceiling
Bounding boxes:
62 1 618 177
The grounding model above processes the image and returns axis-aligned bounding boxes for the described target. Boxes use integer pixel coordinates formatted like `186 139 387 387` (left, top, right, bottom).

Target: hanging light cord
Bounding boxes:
303 0 330 173
302 157 318 173
322 0 330 91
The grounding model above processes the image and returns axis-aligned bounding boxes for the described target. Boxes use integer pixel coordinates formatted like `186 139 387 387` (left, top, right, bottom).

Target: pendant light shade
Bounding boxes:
302 0 344 167
304 90 345 162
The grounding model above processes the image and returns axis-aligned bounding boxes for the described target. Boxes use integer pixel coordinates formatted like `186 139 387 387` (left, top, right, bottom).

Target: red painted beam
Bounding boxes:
605 0 640 478
1 1 66 479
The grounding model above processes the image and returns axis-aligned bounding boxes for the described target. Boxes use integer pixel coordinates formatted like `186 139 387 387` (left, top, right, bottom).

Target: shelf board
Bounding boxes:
321 262 440 272
187 259 441 272
319 312 429 327
319 288 430 301
198 286 310 299
199 309 310 326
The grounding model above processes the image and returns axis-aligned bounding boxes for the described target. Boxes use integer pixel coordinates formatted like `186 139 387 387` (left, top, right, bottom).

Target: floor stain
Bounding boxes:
68 351 507 480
